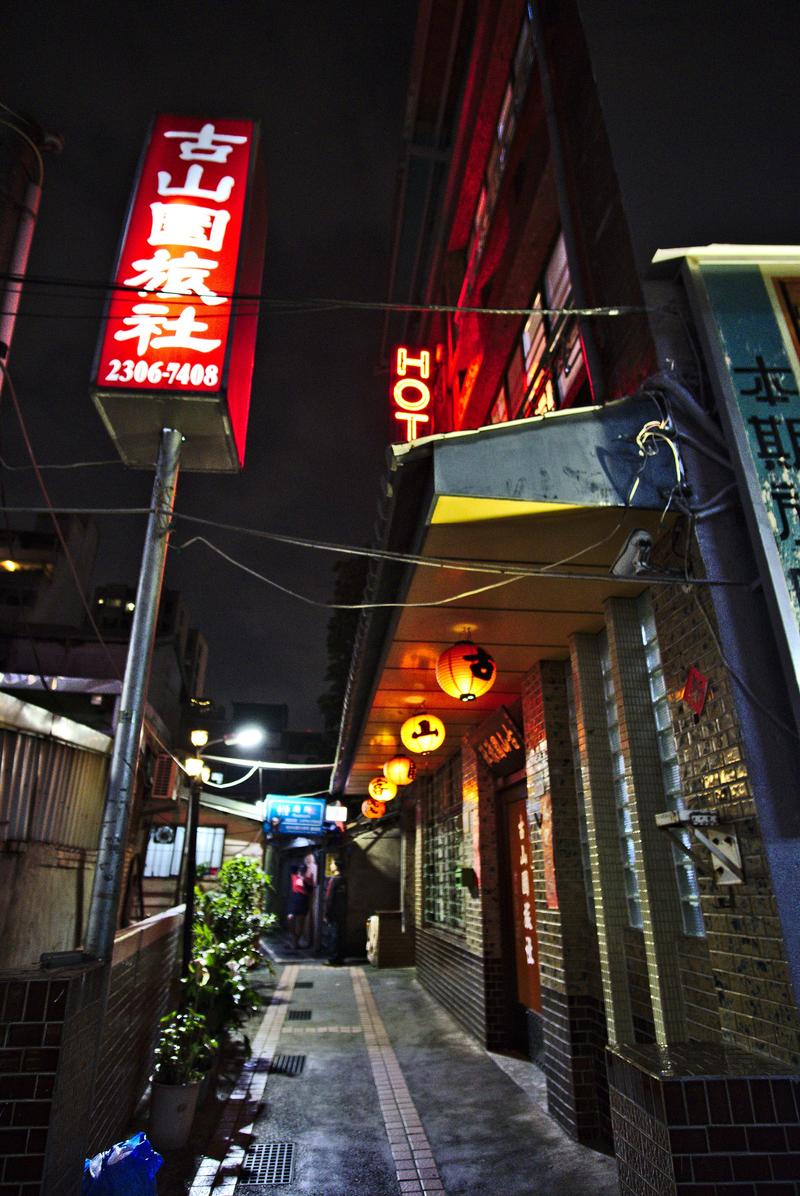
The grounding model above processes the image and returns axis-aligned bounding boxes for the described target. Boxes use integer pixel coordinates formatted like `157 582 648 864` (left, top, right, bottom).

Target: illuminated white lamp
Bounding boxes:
435 640 496 703
400 713 446 755
227 725 264 748
184 756 211 783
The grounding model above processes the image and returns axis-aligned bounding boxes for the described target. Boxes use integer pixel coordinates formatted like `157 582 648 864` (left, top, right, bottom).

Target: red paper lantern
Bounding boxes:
368 775 397 802
361 797 386 820
436 640 496 703
383 756 417 786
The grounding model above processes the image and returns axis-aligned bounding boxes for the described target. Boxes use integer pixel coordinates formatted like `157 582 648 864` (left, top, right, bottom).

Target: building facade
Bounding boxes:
336 3 800 1191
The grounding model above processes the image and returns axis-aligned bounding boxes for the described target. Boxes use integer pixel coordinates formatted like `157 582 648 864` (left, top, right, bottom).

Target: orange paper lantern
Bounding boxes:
361 797 386 819
368 775 397 802
436 640 496 703
383 755 417 786
400 713 445 755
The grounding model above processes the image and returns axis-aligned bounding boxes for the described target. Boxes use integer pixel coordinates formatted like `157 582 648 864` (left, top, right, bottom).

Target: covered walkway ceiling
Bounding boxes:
336 395 681 796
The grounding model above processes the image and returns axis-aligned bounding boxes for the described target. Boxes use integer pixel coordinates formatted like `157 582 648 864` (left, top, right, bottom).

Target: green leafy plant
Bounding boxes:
195 856 274 945
183 856 276 1037
152 1009 218 1086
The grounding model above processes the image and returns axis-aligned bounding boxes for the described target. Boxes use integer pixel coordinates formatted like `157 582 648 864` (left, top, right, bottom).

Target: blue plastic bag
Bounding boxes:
82 1132 162 1195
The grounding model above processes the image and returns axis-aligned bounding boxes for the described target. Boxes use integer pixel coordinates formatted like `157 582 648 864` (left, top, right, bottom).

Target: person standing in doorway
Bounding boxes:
300 851 318 948
287 863 310 948
324 857 347 966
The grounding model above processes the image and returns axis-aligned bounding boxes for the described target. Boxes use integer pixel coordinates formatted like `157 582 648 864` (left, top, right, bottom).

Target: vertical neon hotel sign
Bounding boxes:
92 115 264 470
391 346 432 440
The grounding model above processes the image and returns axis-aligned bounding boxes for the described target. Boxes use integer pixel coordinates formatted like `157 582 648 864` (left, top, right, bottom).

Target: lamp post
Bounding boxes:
180 724 265 977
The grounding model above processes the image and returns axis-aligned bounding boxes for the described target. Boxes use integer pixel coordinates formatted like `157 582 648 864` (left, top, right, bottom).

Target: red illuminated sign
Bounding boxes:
391 346 432 441
92 115 265 470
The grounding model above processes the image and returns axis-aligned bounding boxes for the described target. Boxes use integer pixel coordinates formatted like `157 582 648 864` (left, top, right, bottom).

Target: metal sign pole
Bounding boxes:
84 426 182 961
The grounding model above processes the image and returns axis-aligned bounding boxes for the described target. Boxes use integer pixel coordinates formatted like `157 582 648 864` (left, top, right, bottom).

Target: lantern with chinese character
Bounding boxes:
361 797 386 819
400 713 446 755
436 640 496 703
383 755 417 786
368 775 397 802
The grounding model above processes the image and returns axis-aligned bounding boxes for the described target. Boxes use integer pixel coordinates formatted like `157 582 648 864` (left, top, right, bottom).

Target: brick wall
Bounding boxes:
608 1041 800 1195
0 970 77 1194
0 907 182 1196
521 660 610 1145
416 928 487 1043
88 909 182 1154
650 555 800 1067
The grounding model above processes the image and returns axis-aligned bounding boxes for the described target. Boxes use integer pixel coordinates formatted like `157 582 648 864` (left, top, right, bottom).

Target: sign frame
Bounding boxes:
91 113 266 472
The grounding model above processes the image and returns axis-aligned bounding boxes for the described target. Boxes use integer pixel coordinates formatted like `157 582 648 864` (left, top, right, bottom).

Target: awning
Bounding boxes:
333 395 680 795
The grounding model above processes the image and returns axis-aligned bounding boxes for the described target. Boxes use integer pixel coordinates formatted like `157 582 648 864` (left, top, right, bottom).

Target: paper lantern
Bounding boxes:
436 640 496 702
383 755 417 786
368 775 397 802
361 797 386 819
400 713 446 755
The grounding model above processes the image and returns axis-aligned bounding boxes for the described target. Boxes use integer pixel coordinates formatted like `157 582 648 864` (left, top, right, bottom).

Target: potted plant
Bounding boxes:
149 1009 217 1150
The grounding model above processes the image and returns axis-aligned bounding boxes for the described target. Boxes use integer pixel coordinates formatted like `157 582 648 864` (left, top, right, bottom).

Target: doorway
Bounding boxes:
500 781 542 1056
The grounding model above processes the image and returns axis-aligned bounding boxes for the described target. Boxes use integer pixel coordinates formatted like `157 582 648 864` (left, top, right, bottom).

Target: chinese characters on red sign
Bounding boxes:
94 116 259 467
508 801 541 1013
391 346 432 440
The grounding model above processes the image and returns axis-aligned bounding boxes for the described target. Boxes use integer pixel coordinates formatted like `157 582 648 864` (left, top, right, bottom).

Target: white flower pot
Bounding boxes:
149 1079 201 1150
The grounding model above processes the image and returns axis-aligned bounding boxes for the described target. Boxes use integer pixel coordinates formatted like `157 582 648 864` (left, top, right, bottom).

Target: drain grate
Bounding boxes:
240 1141 295 1185
287 1008 312 1020
294 980 314 988
269 1053 306 1076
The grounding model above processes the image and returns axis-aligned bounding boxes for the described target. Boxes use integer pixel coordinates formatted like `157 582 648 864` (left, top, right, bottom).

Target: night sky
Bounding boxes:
2 2 415 729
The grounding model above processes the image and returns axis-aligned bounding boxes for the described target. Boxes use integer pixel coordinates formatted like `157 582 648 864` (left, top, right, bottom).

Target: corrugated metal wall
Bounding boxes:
0 725 109 849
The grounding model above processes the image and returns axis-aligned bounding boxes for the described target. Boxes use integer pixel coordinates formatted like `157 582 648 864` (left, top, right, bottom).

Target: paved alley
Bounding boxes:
186 962 619 1196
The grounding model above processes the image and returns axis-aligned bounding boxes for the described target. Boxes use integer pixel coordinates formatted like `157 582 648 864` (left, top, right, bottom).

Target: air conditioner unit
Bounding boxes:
151 753 178 800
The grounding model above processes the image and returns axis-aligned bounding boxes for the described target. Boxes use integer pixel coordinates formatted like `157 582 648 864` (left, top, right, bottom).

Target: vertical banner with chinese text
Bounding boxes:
506 797 541 1013
92 115 265 471
686 255 800 729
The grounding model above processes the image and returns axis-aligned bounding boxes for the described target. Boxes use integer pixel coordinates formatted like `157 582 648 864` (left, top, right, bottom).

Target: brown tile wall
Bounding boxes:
650 566 800 1067
608 1042 800 1194
88 922 180 1154
521 660 610 1145
415 927 487 1043
415 740 510 1049
0 915 180 1196
0 972 77 1195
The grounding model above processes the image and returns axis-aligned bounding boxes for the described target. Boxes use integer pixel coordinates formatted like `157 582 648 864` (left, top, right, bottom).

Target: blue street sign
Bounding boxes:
264 796 325 836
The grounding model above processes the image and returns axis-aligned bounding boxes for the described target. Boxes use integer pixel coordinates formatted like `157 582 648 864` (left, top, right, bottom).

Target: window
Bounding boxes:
489 383 509 425
487 232 588 426
144 824 225 878
423 755 465 931
638 597 705 937
456 8 535 320
566 670 596 922
600 632 643 929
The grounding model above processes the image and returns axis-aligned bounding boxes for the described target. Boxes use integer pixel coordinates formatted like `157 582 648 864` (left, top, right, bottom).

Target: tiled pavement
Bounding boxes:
178 959 619 1196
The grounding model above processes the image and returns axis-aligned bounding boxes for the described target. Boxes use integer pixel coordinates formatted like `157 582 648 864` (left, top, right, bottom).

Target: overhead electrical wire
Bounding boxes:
0 267 655 320
0 454 121 471
174 535 529 609
0 501 750 589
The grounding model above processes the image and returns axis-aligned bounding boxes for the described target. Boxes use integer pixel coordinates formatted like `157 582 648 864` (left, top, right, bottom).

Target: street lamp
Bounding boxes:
180 724 264 976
